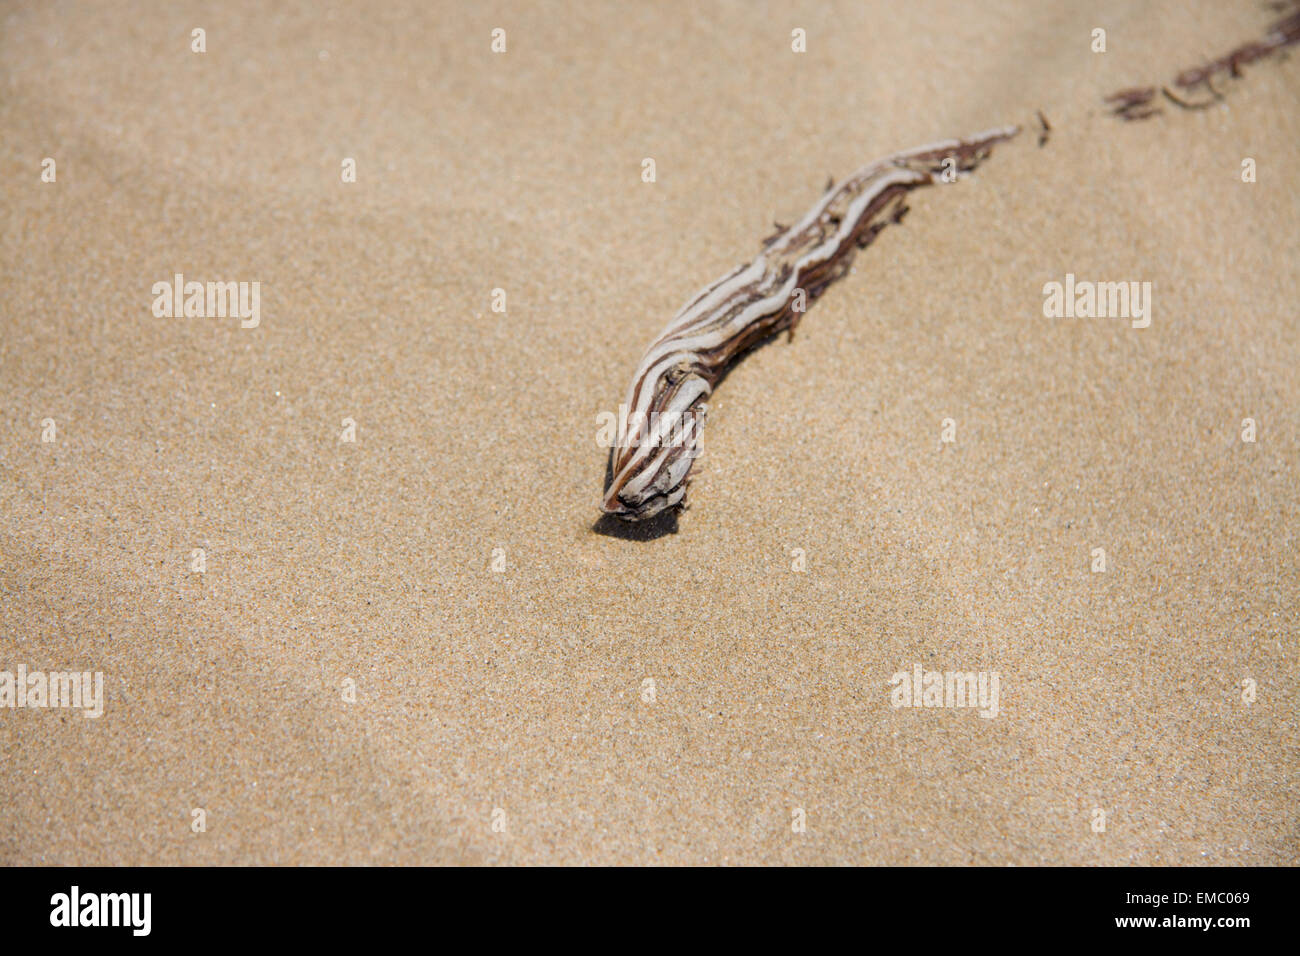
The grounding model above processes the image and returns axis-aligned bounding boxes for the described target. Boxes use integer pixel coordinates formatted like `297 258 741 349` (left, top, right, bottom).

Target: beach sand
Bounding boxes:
1 0 1296 864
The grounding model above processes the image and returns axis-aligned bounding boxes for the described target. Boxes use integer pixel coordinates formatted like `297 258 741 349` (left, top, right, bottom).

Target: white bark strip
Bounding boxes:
602 126 1020 521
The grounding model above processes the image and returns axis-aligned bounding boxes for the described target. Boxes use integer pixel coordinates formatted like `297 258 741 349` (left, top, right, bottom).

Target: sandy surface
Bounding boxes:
1 0 1297 865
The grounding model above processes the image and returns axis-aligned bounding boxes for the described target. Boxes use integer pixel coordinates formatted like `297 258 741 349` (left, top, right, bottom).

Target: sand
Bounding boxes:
1 0 1296 865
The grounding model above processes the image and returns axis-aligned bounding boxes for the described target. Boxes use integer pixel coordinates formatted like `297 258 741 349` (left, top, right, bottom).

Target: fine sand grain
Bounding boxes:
1 0 1296 864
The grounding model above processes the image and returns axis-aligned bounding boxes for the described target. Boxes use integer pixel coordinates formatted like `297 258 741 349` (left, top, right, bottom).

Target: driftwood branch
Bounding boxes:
1106 1 1300 120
